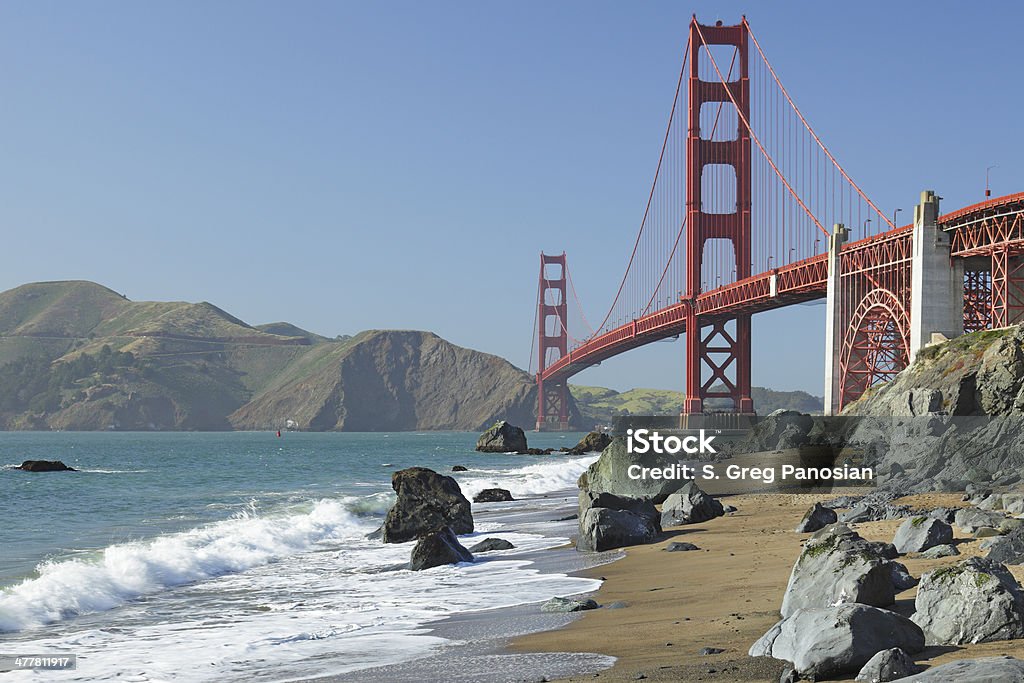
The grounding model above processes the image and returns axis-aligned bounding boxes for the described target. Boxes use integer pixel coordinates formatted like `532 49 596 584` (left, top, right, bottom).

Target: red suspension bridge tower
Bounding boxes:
683 19 753 416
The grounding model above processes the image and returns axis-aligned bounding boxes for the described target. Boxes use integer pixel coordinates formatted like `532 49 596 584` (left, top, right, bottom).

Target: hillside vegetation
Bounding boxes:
571 384 822 426
0 281 545 431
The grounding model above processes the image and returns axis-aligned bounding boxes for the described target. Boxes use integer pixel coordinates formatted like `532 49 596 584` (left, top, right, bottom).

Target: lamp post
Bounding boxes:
892 208 902 228
987 165 998 198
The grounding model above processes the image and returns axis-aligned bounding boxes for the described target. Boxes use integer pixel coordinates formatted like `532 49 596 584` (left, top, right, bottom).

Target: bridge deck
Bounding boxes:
541 193 1024 384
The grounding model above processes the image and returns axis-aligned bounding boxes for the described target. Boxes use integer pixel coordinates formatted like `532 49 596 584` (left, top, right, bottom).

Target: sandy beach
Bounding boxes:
513 490 1024 682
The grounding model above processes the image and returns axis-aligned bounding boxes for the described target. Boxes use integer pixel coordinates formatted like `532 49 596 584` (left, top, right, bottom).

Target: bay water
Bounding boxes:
0 431 602 681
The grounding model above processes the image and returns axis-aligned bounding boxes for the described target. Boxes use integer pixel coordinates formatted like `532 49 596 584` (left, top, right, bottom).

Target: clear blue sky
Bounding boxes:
1 2 1020 396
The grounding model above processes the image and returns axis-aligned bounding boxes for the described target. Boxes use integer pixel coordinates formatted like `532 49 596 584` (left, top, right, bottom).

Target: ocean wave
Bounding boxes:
454 454 599 499
76 468 149 474
0 499 373 633
344 491 395 517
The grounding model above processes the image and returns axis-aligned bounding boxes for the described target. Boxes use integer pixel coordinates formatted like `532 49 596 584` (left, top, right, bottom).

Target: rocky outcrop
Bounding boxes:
735 410 814 452
780 524 897 618
795 502 837 532
15 460 76 472
750 603 924 679
577 436 693 502
475 421 528 453
472 488 514 503
892 516 953 554
660 481 724 527
836 326 1024 493
381 467 473 543
467 538 514 553
855 647 921 682
912 557 1024 645
410 527 473 570
567 431 612 455
899 656 1024 681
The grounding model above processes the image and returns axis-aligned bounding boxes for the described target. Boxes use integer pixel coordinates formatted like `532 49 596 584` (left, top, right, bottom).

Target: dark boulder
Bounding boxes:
578 507 659 552
579 490 660 529
541 597 599 612
475 420 528 453
451 465 468 472
987 526 1024 564
16 460 76 472
473 488 514 503
468 537 515 553
660 481 724 527
795 502 837 532
410 527 473 570
665 542 700 552
381 467 473 543
568 431 612 455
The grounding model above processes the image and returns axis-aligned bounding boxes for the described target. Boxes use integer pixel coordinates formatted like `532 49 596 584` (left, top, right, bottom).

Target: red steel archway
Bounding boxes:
838 289 910 410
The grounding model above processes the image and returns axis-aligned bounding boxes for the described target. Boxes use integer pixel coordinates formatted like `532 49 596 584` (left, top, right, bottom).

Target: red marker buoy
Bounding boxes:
277 430 281 437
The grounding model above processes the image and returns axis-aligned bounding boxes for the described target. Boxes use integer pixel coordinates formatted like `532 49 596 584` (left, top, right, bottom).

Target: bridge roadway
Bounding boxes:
541 193 1024 384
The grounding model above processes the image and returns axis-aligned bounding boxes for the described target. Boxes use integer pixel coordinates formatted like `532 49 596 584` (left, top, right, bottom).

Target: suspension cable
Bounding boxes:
744 19 894 229
594 35 691 334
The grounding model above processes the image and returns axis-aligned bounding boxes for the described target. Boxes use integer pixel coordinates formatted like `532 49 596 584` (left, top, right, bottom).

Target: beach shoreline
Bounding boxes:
307 488 622 683
511 489 1024 682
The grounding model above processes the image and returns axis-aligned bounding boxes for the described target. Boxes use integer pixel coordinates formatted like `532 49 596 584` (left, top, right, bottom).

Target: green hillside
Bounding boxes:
0 281 543 431
570 384 822 427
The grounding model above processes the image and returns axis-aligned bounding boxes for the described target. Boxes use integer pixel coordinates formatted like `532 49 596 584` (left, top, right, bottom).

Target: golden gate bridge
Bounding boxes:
531 17 1024 430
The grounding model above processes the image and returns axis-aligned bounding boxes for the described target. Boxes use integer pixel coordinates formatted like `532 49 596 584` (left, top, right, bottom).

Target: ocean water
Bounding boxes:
0 431 602 682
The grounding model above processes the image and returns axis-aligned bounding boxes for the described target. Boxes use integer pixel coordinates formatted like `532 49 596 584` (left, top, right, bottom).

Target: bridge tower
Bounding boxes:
536 252 570 431
682 18 754 417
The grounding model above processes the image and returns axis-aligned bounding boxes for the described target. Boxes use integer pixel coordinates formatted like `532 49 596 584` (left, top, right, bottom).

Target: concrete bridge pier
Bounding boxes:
823 223 849 416
823 190 965 415
909 190 964 363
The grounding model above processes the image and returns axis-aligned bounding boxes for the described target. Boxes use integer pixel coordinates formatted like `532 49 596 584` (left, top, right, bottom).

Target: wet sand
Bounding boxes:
513 490 1024 682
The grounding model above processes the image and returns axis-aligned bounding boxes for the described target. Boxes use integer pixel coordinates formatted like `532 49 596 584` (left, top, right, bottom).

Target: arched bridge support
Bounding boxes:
824 190 964 414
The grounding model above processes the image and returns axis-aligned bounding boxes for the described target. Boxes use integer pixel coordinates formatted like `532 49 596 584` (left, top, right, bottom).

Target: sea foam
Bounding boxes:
0 498 368 632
